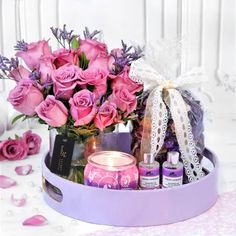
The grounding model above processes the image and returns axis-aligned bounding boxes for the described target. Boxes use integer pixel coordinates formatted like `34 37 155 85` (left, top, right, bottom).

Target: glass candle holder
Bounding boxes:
84 151 138 190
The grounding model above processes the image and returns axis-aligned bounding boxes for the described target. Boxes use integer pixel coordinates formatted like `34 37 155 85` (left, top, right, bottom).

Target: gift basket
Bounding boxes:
0 26 218 226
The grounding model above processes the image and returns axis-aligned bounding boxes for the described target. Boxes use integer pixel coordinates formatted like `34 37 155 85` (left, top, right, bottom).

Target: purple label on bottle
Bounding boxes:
139 166 160 176
162 167 183 177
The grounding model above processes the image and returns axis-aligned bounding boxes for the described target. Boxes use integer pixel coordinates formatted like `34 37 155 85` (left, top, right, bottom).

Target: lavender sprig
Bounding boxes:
0 56 9 74
121 40 144 63
110 57 129 75
29 70 41 81
0 55 19 78
50 24 77 48
14 40 28 51
128 45 143 61
121 40 133 54
83 27 101 40
9 57 19 70
43 78 53 89
111 40 144 74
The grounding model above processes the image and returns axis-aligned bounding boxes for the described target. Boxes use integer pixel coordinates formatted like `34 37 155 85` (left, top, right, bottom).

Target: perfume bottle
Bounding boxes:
162 151 183 188
139 153 160 189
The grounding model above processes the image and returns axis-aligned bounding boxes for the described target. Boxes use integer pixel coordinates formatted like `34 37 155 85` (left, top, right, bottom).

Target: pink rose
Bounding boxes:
7 79 44 116
0 151 4 161
111 66 143 94
80 39 107 61
0 139 28 161
88 55 109 72
78 57 109 98
109 87 137 116
16 40 51 70
9 65 30 82
51 63 80 99
35 95 68 127
23 130 42 155
39 55 55 84
53 48 79 68
69 89 97 126
94 101 118 131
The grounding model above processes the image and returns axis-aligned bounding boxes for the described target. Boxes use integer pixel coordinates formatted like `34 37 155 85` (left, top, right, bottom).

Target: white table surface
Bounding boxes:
0 123 236 236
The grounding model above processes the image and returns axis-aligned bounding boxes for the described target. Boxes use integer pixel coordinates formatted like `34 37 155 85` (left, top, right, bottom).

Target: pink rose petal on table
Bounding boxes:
22 215 48 226
15 164 33 176
11 193 27 207
0 175 16 189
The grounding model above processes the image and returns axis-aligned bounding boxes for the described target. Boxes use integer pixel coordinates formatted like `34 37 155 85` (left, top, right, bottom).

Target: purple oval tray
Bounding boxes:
42 149 218 227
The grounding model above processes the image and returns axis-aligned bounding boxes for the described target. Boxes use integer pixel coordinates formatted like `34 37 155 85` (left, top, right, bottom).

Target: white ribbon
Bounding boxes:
130 58 206 182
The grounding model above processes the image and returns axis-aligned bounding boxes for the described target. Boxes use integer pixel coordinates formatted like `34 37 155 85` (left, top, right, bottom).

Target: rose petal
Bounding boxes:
15 164 33 176
22 215 48 226
11 193 27 207
0 175 17 189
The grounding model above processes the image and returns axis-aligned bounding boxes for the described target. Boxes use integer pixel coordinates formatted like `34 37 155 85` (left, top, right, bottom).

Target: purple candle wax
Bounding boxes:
84 151 139 190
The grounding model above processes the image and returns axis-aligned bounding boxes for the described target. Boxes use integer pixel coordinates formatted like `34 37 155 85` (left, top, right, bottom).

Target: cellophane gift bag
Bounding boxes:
129 39 207 183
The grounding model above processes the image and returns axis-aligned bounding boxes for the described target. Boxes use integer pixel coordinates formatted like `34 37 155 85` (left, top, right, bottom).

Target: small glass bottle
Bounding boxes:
162 151 183 188
139 153 160 189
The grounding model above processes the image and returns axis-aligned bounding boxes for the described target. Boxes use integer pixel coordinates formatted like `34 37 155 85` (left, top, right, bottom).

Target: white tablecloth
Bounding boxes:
0 125 236 236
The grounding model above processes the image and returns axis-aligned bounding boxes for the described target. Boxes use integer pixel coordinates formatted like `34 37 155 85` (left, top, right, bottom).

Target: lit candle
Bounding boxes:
84 151 139 190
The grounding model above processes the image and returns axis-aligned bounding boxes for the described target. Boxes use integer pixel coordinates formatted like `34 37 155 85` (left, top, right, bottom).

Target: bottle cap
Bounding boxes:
167 151 179 165
143 153 155 164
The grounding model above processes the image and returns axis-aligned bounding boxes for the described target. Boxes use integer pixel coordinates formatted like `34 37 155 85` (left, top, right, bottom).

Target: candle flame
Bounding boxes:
92 141 96 150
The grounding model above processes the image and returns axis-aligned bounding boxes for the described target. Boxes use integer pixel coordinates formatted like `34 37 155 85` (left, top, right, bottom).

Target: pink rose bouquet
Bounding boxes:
0 25 143 140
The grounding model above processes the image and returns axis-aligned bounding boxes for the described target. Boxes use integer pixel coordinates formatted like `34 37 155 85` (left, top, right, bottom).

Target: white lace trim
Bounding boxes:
140 87 168 155
168 89 205 181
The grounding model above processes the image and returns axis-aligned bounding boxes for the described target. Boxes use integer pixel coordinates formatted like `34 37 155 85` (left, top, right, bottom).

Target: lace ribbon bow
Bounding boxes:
130 58 206 182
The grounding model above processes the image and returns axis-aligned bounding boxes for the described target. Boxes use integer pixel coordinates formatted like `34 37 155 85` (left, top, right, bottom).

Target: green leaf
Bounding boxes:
79 52 89 70
71 37 79 49
15 134 20 139
22 116 28 121
11 114 25 125
135 89 144 97
38 118 47 125
87 85 94 92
